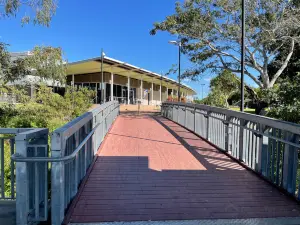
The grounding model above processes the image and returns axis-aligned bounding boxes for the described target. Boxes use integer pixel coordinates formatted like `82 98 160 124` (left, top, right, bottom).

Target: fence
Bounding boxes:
0 129 30 200
162 102 300 200
11 100 120 225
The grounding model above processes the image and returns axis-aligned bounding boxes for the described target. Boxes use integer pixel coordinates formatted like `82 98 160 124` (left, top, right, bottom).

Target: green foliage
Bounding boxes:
0 43 67 84
0 43 29 83
0 85 96 132
267 74 300 123
151 0 300 88
1 0 57 27
201 90 228 108
0 86 95 197
201 70 240 108
210 70 240 98
27 46 67 84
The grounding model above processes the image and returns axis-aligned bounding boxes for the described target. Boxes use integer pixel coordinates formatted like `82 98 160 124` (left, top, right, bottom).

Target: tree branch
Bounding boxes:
270 39 295 87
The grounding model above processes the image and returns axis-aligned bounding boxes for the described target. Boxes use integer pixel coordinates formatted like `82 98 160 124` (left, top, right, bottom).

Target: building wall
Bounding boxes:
66 73 191 105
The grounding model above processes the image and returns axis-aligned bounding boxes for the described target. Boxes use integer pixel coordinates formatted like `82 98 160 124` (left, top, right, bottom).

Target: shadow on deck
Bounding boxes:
64 114 300 224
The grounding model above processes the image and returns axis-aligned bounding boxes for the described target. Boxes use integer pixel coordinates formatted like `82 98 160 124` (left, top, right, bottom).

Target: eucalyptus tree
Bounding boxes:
151 0 300 89
0 0 57 26
0 44 66 85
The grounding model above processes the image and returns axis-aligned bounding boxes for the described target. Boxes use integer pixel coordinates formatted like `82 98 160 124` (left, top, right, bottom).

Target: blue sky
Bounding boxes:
0 0 255 98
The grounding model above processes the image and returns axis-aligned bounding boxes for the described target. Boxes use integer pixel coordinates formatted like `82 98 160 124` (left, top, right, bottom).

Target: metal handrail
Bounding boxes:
11 123 100 163
162 101 300 201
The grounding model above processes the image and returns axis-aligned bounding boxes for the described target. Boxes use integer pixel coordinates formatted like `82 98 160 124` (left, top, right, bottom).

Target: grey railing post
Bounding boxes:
193 106 196 132
15 135 29 225
206 112 211 141
51 132 65 225
184 106 187 127
256 124 267 174
224 116 231 152
282 133 299 194
238 119 245 161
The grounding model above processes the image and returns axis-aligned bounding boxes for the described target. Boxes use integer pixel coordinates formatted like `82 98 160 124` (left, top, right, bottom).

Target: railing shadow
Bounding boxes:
152 116 244 171
68 155 300 222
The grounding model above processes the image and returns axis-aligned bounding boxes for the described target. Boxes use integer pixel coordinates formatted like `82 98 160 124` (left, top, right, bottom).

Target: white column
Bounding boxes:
111 72 114 101
127 75 130 105
140 76 143 103
151 79 154 105
160 82 162 103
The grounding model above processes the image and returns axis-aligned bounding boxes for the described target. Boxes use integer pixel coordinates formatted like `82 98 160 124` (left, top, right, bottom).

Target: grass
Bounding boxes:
229 106 256 114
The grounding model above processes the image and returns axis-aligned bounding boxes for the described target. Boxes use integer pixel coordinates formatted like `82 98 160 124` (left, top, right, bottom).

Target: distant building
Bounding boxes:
0 52 64 103
67 56 196 105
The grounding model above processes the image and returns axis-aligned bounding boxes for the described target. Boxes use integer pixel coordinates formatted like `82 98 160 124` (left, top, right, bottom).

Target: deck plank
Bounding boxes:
66 114 300 223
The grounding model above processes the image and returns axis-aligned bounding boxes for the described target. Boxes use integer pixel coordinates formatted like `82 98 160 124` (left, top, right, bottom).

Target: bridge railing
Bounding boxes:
162 102 300 200
11 100 120 225
0 128 38 200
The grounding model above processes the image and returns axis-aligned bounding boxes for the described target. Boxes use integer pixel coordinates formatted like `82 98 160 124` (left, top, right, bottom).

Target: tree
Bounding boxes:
0 42 29 83
267 42 300 81
210 70 240 107
0 44 66 84
26 46 67 84
0 0 57 27
267 73 300 123
150 0 300 89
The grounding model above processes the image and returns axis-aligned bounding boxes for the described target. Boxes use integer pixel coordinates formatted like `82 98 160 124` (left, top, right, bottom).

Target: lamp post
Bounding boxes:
240 0 245 112
201 84 205 100
169 40 182 102
101 49 105 103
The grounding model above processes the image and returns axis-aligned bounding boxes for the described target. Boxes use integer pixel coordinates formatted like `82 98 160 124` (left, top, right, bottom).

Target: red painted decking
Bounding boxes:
65 114 300 223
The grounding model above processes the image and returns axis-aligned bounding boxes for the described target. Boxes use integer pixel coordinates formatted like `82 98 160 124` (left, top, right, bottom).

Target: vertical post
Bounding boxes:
240 0 245 112
101 49 104 103
72 74 75 106
239 119 245 161
151 79 154 105
30 83 34 99
225 116 231 152
160 74 162 104
140 75 143 104
178 43 181 102
206 112 211 141
127 75 130 105
15 135 29 225
166 86 169 101
282 133 299 194
95 83 98 104
193 106 196 132
51 132 65 225
111 71 114 101
257 124 268 174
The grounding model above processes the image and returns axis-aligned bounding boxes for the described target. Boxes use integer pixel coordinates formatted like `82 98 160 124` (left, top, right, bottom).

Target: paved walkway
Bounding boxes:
65 114 300 224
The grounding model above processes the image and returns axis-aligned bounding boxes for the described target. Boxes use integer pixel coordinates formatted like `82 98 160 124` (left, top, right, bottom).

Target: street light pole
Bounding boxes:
240 0 245 112
201 84 205 100
169 40 182 102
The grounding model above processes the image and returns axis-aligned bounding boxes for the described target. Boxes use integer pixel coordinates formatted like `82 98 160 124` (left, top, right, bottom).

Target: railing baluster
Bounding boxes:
10 139 15 199
276 129 282 186
206 112 210 141
224 116 231 152
0 139 5 198
34 147 39 220
271 128 276 182
282 133 299 194
238 119 245 161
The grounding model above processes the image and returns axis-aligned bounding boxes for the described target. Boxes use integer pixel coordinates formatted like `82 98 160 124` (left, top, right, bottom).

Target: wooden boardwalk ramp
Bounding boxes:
64 113 300 224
